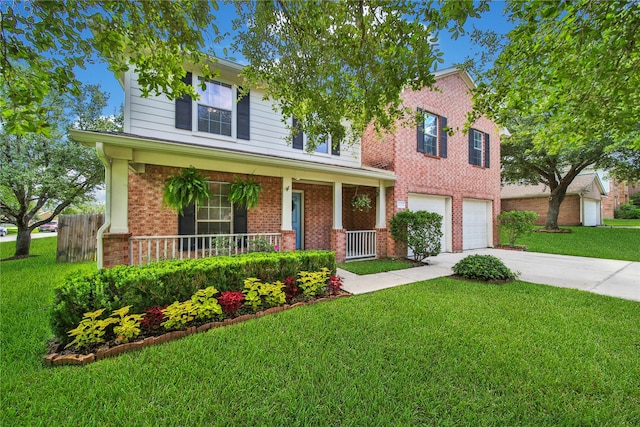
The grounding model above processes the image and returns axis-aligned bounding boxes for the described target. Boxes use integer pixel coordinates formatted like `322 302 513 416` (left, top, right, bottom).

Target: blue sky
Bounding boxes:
76 2 513 115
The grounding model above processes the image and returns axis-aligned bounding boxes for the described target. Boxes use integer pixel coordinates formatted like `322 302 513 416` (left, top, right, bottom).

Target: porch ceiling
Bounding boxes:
71 129 395 187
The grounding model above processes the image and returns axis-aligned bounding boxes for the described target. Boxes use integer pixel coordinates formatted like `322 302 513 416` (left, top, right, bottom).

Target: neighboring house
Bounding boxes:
71 59 501 268
362 69 501 255
501 173 606 226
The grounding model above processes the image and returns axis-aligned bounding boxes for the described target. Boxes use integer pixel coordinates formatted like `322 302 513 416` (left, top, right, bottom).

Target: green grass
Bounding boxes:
338 257 418 274
2 237 640 425
501 226 640 262
603 218 640 227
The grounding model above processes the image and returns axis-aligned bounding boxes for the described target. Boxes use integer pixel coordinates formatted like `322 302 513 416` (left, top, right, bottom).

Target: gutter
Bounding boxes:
95 142 111 269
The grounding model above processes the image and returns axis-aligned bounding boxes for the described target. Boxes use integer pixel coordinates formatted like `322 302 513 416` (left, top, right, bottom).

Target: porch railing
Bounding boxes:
346 230 377 260
129 233 282 266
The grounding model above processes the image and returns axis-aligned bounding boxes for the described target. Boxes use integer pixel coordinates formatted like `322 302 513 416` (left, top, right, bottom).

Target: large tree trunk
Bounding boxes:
545 189 567 230
14 224 33 257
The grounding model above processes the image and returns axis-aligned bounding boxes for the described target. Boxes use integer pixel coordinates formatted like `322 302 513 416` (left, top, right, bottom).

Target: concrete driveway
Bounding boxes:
339 248 640 302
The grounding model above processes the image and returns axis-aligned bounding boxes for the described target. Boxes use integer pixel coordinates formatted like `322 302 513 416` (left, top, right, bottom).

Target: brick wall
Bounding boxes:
602 178 630 218
102 233 131 268
342 186 376 231
501 195 581 226
363 72 502 253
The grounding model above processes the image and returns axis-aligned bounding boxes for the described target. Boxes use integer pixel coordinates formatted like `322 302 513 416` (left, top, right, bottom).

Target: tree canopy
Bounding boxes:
471 0 640 152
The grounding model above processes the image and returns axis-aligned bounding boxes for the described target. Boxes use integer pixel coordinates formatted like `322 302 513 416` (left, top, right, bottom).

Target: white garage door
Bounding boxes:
583 199 599 226
407 194 450 253
463 199 492 250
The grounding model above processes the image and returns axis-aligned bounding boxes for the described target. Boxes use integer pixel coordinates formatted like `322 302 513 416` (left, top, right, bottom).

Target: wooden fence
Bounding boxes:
57 214 104 263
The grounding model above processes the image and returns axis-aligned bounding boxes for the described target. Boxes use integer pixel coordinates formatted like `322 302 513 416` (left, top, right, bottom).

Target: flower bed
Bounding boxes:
45 265 348 367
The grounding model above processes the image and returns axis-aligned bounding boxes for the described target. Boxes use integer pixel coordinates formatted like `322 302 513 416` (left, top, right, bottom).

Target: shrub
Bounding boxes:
452 255 518 282
498 210 538 247
630 192 640 207
297 268 330 299
161 301 198 331
218 291 245 317
614 203 640 219
65 308 117 351
51 250 336 344
111 306 143 343
328 275 343 295
140 306 166 335
242 278 286 313
389 210 443 262
283 276 300 302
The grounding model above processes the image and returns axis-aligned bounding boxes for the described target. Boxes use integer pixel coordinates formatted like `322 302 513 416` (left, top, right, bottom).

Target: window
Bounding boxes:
291 118 340 155
417 108 447 158
314 137 329 154
196 182 232 234
468 129 490 168
197 80 233 136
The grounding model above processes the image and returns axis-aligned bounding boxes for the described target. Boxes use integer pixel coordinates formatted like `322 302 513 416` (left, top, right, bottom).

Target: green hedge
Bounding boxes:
51 251 335 343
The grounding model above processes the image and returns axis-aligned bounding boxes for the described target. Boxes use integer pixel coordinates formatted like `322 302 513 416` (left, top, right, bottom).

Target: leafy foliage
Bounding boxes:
65 309 117 351
161 301 198 331
297 268 330 299
614 204 640 220
630 192 640 207
111 306 143 344
389 210 443 262
498 210 538 247
162 167 212 216
327 275 344 296
217 291 245 317
228 175 263 210
51 251 336 344
452 255 517 282
242 278 286 313
190 287 223 321
140 306 167 335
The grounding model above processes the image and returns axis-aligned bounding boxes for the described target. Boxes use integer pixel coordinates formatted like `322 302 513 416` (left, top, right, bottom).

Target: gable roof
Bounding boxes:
501 173 607 200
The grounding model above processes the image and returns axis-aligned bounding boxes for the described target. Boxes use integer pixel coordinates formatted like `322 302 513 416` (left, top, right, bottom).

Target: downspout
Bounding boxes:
579 194 584 226
96 142 111 269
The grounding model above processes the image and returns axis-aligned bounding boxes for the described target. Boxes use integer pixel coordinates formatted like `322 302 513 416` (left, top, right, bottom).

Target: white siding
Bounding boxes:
125 70 361 168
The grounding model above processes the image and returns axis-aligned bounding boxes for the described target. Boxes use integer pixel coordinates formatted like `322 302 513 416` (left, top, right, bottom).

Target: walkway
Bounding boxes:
339 249 640 302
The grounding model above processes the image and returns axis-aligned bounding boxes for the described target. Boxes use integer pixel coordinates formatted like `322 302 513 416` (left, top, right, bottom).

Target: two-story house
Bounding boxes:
71 59 500 268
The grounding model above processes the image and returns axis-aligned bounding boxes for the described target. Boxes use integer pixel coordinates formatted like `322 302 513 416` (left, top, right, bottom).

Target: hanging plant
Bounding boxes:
162 167 211 216
351 193 372 212
228 175 263 209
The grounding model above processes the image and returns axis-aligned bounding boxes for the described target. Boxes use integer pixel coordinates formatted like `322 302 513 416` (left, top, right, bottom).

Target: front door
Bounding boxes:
292 192 303 249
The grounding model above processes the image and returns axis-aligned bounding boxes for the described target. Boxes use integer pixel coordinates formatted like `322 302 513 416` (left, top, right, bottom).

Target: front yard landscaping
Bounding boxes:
337 257 419 274
2 237 639 425
500 226 640 262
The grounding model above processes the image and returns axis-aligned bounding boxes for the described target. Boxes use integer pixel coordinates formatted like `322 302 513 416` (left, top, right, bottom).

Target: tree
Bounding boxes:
471 1 640 152
0 84 119 258
1 1 222 136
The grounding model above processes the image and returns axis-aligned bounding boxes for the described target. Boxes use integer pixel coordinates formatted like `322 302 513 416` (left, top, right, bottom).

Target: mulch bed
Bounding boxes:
495 245 528 251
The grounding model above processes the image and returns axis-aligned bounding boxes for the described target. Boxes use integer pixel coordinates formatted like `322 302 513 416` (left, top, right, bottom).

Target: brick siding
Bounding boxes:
501 195 581 226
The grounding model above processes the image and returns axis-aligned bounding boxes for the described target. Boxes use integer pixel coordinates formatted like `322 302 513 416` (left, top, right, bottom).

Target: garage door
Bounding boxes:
583 199 599 226
407 194 450 253
463 199 492 250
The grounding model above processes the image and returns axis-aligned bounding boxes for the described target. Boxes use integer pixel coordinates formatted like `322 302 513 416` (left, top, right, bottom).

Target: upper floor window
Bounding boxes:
468 128 490 168
291 117 340 156
197 80 233 137
417 108 447 158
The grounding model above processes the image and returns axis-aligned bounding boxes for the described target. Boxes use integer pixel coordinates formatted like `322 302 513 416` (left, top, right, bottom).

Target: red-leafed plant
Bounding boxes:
217 291 245 317
283 276 299 302
328 275 343 295
140 305 166 334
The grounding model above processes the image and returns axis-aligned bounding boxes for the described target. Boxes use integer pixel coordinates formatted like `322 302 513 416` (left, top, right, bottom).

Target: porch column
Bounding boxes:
281 175 293 230
333 181 343 229
376 181 387 228
110 158 129 233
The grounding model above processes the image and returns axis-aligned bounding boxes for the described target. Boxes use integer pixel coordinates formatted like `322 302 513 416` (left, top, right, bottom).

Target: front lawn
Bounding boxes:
501 226 640 262
2 237 639 425
338 257 418 274
603 218 640 227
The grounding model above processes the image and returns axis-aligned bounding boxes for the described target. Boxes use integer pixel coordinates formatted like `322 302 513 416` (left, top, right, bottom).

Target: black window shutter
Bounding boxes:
178 203 196 251
439 116 448 158
468 129 475 165
484 133 490 168
233 204 248 234
236 89 250 140
417 108 425 153
331 137 340 156
175 72 192 130
292 117 303 150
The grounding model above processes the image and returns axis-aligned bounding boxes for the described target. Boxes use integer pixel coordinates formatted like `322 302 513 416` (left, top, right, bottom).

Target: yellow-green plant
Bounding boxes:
162 300 198 331
66 308 117 350
111 306 144 343
242 277 286 312
297 268 330 298
191 286 223 321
